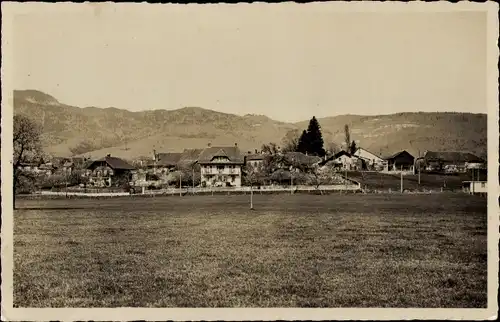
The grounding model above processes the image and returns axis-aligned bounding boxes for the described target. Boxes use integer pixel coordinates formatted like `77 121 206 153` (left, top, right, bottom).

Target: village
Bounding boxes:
17 143 488 196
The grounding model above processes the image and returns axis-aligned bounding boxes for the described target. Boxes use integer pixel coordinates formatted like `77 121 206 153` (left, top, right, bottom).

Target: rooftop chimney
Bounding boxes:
153 149 156 161
208 143 211 147
106 154 111 158
234 143 238 147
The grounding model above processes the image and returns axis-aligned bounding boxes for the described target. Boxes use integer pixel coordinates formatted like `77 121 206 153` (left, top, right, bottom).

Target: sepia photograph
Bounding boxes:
1 1 498 321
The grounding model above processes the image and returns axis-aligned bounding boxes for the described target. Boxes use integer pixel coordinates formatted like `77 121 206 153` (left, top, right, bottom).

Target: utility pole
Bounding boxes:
344 167 347 192
179 172 182 196
192 167 195 194
250 183 254 210
65 169 68 198
400 165 403 193
471 168 475 194
418 165 421 186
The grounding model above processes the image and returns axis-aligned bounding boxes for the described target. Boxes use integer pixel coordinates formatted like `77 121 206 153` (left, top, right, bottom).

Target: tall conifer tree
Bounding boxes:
306 116 325 157
297 130 309 154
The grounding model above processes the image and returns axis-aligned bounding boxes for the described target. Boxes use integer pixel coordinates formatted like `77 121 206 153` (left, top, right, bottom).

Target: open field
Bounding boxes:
14 194 487 307
346 170 487 191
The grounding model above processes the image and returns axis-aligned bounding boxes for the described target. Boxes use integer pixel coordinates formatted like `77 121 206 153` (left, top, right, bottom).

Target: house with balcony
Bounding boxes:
85 154 135 187
198 144 244 187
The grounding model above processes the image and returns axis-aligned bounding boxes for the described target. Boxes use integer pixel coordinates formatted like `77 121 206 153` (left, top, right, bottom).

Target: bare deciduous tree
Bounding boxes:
281 129 300 153
261 142 280 155
13 115 42 208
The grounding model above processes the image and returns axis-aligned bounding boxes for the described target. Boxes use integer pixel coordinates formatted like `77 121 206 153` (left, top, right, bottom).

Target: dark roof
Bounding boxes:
423 151 484 163
177 148 204 167
180 149 204 162
156 153 183 167
246 153 267 161
283 152 322 165
384 150 415 160
197 146 244 164
87 156 135 170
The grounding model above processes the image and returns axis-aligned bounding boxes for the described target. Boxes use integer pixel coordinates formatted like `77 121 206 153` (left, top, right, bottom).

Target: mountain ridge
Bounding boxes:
13 90 487 160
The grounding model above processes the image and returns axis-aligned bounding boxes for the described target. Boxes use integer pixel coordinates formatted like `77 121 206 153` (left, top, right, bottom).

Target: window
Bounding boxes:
232 176 235 182
481 183 486 188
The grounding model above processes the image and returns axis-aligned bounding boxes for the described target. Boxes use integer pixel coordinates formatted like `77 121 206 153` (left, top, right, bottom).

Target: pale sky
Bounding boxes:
12 4 487 123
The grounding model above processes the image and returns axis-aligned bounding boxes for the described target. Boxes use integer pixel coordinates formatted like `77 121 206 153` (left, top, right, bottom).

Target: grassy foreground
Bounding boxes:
14 193 487 307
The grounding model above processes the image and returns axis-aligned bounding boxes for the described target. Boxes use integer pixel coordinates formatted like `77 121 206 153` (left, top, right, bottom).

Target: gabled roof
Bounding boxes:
319 150 362 166
87 156 135 170
177 148 204 167
423 151 484 163
333 150 353 159
197 146 244 164
156 152 183 167
180 148 204 162
283 152 322 166
354 147 384 160
384 150 414 160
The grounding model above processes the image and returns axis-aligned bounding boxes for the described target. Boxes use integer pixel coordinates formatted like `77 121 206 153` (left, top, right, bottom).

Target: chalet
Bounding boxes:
86 154 135 187
353 148 386 170
384 150 415 172
420 151 485 173
198 144 244 187
151 152 183 173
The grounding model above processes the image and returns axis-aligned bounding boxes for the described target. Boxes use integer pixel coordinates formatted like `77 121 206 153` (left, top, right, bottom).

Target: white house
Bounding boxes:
462 180 487 195
198 144 244 187
323 151 363 171
354 148 386 170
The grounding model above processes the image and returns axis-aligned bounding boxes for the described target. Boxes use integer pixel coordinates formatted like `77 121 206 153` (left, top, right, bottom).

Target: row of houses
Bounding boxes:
318 148 485 174
19 143 486 189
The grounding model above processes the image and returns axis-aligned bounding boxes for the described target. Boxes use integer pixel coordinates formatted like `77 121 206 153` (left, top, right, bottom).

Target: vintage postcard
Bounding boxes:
1 1 498 321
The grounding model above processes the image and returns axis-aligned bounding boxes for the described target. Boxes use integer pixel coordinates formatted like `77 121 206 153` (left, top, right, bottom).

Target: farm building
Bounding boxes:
86 154 135 187
420 151 485 173
150 152 183 176
353 148 387 171
198 144 244 187
384 150 415 172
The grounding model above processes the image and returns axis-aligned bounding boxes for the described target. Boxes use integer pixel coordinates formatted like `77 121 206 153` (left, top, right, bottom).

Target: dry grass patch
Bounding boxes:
14 193 487 307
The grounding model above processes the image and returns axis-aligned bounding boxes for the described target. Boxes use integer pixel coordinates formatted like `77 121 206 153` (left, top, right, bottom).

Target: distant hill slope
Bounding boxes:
13 90 487 160
295 112 487 159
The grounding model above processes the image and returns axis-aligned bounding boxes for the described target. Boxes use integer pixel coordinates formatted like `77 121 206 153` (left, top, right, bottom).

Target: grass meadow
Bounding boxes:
14 193 487 308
